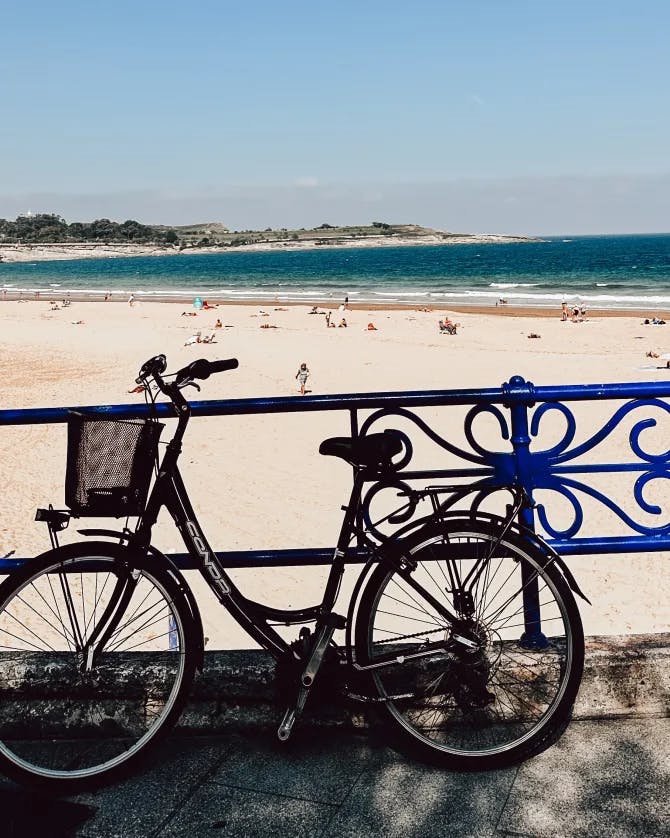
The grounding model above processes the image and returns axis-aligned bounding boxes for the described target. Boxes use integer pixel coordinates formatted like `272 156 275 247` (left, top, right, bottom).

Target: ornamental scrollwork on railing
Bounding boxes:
358 405 517 540
359 405 511 466
527 398 670 539
356 398 670 541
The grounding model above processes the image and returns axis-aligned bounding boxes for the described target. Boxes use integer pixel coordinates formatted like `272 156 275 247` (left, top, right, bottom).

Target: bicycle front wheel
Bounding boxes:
355 518 584 770
0 542 198 792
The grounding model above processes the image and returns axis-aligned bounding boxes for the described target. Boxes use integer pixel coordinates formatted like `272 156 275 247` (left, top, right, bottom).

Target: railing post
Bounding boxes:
504 376 548 649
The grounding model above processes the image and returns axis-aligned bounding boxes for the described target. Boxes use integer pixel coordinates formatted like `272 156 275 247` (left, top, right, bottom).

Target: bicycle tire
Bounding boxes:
354 517 584 770
0 541 198 793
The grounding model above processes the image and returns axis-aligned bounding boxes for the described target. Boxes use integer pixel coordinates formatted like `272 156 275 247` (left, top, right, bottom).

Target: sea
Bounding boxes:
2 234 670 311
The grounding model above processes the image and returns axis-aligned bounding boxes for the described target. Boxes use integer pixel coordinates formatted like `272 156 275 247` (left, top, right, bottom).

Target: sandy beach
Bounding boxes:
1 298 668 648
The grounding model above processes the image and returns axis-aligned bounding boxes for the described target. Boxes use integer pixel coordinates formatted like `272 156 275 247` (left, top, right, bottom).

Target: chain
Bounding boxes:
376 625 447 645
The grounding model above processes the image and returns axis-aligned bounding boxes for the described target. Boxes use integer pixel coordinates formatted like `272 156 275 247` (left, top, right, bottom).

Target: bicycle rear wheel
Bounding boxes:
0 542 198 792
355 517 584 769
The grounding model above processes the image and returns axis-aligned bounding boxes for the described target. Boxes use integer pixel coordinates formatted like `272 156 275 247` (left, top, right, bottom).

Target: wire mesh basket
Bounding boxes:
65 412 164 517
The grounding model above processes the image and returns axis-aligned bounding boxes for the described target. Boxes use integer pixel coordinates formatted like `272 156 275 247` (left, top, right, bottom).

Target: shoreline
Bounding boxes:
1 290 669 319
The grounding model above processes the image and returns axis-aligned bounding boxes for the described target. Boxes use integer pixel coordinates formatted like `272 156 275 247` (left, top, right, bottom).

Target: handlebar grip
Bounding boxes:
206 358 239 376
175 357 239 384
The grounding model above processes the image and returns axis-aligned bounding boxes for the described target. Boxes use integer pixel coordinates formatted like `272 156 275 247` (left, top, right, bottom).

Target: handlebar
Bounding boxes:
136 355 239 391
175 357 239 385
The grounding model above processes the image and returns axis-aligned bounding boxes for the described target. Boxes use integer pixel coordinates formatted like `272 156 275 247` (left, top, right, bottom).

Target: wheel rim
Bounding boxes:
0 556 187 781
366 529 576 758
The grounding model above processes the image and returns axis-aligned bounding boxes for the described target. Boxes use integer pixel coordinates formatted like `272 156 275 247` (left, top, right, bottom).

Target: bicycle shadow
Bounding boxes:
0 783 94 838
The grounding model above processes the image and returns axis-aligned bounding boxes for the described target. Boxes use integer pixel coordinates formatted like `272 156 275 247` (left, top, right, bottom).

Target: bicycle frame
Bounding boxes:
128 448 372 661
78 379 555 673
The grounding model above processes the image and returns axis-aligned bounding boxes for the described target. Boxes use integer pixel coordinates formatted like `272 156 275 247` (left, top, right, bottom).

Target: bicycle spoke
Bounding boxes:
0 554 193 788
361 520 582 768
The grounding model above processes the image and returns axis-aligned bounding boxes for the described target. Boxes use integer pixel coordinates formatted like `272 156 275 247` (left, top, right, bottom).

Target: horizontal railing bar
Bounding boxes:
549 463 670 474
4 377 670 427
2 377 669 571
547 536 670 555
2 535 669 573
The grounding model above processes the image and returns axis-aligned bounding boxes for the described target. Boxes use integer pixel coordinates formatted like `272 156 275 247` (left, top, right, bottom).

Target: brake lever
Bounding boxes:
181 381 201 393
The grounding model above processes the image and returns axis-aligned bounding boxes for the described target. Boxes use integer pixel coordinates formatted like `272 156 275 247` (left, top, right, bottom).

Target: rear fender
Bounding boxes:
513 526 592 605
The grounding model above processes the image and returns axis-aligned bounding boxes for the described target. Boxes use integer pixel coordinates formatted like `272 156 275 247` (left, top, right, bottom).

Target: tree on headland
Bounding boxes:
0 214 177 244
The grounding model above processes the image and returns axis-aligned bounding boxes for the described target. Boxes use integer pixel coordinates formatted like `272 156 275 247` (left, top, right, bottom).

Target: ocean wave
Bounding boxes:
489 282 539 288
4 282 670 309
372 290 430 297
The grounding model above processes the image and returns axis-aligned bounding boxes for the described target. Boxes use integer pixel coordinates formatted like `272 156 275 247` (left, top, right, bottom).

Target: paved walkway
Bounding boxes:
2 718 669 837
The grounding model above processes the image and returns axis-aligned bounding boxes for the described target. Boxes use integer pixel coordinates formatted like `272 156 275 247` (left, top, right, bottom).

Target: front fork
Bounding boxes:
79 566 139 671
36 508 140 669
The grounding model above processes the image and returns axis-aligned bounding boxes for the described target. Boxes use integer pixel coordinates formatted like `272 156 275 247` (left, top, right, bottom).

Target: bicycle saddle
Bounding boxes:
319 429 403 470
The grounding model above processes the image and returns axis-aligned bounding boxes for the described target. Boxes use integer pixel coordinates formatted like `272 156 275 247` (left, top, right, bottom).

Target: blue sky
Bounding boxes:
1 0 668 234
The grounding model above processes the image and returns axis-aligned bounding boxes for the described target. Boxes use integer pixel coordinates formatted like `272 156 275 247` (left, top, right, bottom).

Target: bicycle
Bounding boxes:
0 354 586 792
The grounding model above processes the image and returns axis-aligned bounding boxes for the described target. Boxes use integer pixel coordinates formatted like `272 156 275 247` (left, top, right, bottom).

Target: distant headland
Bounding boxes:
0 213 538 263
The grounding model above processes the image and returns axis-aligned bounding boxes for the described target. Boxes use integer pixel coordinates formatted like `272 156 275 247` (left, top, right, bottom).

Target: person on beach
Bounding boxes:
215 318 222 328
128 294 135 307
561 301 568 321
295 362 310 395
339 318 347 327
367 322 377 331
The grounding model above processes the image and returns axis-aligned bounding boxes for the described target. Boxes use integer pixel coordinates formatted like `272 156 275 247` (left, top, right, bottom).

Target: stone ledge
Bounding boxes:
576 633 670 719
0 634 667 731
183 633 670 730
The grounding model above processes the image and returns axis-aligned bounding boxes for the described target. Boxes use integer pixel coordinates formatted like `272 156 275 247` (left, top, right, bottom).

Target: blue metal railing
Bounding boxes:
2 374 670 571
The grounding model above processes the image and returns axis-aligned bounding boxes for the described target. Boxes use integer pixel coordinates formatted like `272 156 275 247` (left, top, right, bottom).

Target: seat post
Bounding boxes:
318 468 367 613
336 467 368 552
